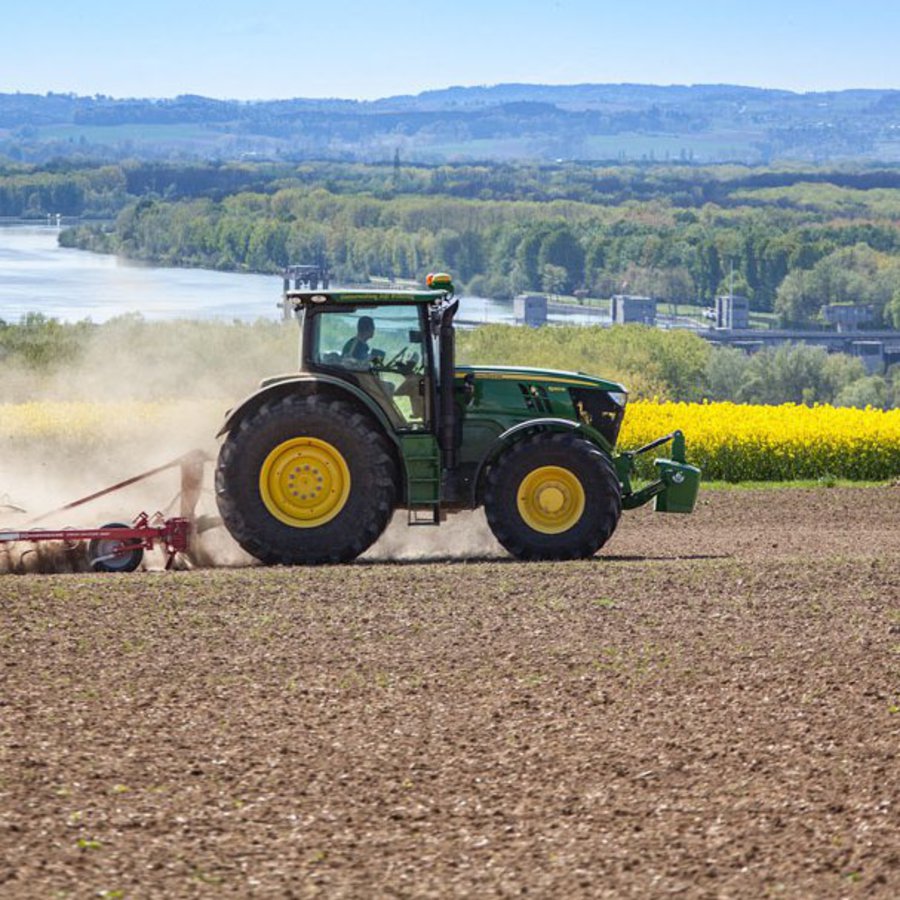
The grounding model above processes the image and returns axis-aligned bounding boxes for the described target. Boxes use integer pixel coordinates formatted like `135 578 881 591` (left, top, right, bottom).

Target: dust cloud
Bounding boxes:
0 317 286 572
365 509 504 562
1 317 506 572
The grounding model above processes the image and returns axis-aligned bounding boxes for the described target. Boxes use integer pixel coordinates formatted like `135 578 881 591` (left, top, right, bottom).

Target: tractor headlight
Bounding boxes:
608 391 627 408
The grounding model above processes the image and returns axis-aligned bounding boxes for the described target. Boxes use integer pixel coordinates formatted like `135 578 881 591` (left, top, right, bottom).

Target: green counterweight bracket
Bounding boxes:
671 429 686 464
617 429 700 514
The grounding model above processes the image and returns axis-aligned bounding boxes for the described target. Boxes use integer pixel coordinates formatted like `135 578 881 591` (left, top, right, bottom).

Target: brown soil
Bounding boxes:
1 486 899 897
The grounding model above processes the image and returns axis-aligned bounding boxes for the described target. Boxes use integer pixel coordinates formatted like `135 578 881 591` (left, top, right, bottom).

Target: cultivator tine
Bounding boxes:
0 494 26 515
179 449 210 519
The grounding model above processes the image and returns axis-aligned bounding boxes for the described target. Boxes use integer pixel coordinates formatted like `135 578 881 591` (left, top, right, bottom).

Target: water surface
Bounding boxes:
0 224 608 326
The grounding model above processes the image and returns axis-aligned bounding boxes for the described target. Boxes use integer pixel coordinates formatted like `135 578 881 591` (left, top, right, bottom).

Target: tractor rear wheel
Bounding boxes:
484 433 622 561
216 394 398 564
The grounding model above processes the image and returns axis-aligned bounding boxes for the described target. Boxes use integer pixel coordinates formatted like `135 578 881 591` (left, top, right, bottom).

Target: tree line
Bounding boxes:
6 83 900 164
6 159 900 326
62 183 900 324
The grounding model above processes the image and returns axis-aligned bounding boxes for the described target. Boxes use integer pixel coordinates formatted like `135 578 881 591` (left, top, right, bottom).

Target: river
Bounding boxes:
0 224 609 326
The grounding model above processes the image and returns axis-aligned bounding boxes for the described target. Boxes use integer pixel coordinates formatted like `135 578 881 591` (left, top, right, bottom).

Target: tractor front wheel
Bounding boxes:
216 394 398 564
484 433 622 561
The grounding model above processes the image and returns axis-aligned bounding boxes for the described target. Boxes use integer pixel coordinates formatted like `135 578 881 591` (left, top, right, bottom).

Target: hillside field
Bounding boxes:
2 487 899 897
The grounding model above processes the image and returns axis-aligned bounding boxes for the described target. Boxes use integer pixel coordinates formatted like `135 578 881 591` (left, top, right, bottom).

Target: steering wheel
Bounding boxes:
380 347 419 373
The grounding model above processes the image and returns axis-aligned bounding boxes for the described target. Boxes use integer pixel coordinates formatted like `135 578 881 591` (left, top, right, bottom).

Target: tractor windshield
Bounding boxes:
308 304 429 428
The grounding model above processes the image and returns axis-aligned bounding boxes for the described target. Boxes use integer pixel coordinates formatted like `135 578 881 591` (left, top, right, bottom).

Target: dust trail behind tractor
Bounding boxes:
0 451 219 573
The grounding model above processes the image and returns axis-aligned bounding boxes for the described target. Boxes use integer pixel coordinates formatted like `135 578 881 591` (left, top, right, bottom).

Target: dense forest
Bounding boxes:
8 158 896 326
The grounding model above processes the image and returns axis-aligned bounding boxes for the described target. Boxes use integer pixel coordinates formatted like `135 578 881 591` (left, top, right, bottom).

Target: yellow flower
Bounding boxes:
622 400 900 481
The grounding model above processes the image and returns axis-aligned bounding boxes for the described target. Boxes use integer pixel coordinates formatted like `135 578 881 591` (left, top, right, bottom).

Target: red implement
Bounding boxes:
1 451 211 573
0 514 191 571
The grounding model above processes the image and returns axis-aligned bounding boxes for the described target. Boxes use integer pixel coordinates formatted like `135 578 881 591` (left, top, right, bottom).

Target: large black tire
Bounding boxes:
216 394 398 565
484 433 622 561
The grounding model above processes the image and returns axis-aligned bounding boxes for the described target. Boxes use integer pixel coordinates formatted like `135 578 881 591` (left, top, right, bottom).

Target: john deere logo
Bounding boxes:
576 401 592 426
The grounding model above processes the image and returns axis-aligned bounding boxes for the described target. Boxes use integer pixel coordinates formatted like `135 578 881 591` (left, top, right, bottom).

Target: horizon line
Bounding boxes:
4 80 898 105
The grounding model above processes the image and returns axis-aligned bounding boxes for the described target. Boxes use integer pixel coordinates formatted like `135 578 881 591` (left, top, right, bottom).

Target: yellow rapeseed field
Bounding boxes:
4 400 900 482
0 401 222 452
0 402 169 442
622 400 900 481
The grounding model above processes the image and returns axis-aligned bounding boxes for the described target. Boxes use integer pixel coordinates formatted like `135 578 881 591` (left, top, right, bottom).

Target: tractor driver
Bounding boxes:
342 315 376 363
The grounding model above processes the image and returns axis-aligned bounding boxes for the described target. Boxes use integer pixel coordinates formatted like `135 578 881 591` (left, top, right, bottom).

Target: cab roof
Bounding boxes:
286 288 451 307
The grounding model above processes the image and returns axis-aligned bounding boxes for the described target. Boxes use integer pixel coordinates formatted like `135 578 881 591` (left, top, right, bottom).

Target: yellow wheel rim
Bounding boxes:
516 465 585 534
259 437 351 528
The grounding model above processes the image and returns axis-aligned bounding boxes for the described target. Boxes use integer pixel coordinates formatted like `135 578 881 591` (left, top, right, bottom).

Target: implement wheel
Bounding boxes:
88 523 144 573
216 394 398 565
484 433 622 561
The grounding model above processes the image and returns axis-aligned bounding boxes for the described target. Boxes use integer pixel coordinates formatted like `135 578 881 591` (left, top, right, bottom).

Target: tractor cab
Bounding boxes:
288 273 461 470
299 292 439 431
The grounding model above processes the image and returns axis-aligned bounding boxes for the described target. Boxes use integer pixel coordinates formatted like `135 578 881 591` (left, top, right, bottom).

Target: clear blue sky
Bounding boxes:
2 0 899 100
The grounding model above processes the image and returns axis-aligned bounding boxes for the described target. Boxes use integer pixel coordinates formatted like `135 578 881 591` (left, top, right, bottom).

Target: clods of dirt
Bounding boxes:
1 487 899 897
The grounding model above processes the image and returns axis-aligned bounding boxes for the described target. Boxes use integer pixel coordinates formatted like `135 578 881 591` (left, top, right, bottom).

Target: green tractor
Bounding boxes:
215 273 699 564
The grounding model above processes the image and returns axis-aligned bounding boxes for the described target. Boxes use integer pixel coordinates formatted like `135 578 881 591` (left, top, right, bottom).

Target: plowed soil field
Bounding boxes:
2 487 900 898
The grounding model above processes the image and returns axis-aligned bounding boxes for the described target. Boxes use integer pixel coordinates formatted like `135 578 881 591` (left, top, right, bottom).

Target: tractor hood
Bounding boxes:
454 365 629 451
455 365 627 394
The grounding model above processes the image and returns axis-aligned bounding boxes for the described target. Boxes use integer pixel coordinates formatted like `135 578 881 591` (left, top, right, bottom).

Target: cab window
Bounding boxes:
309 305 429 428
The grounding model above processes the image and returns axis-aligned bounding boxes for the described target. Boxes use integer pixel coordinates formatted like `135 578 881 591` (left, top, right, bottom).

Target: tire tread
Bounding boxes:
484 432 621 561
216 394 397 565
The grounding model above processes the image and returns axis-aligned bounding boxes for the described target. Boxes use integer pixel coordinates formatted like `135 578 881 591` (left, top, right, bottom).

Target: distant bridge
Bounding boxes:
701 328 900 371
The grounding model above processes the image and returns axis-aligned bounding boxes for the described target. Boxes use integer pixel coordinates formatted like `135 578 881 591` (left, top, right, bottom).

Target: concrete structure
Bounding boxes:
282 263 331 319
715 294 750 330
822 304 876 331
850 340 885 374
611 294 656 325
514 294 548 328
703 328 900 373
282 264 329 292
